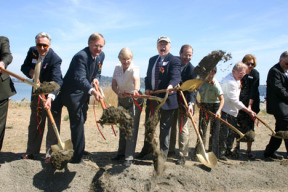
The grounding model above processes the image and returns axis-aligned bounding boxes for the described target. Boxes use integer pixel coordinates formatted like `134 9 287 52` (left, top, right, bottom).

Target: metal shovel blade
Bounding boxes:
51 139 73 152
197 151 218 169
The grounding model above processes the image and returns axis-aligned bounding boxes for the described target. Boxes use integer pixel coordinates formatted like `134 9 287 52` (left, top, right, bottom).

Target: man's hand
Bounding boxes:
91 89 103 101
215 110 221 118
29 69 35 79
145 89 151 95
93 79 99 87
44 97 52 110
187 104 194 115
167 84 174 94
0 61 5 72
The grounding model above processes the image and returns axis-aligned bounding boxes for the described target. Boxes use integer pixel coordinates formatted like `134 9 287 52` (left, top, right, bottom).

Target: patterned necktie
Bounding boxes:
90 58 96 81
33 56 41 92
154 57 162 90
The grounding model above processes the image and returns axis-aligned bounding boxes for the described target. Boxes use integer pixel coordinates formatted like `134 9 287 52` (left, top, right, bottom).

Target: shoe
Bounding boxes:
21 154 34 160
264 152 284 160
135 152 149 159
70 159 85 164
111 154 125 161
123 160 132 167
168 151 176 157
83 151 91 155
246 152 256 160
176 157 186 165
219 155 228 161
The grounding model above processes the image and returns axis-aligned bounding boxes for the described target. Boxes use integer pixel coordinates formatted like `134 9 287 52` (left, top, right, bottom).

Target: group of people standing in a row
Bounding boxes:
0 33 288 168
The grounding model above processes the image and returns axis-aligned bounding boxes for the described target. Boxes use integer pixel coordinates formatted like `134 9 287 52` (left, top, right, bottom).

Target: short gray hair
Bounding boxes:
280 51 288 60
232 62 247 71
35 32 51 45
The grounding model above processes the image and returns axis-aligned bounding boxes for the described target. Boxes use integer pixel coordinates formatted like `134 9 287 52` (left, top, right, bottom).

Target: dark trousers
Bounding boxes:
219 112 238 156
140 99 175 158
26 95 62 157
62 92 88 163
0 99 9 151
264 116 288 156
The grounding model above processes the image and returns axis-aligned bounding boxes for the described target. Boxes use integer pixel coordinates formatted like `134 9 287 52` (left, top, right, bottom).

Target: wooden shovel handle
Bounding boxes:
41 95 64 149
93 83 107 109
255 115 276 134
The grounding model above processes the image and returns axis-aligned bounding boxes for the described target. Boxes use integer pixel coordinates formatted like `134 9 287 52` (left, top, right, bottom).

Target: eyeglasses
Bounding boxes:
36 43 49 49
246 63 255 66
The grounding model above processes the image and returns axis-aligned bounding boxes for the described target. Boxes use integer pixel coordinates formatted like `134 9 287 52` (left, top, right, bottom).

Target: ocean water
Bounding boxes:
10 82 32 101
10 82 267 101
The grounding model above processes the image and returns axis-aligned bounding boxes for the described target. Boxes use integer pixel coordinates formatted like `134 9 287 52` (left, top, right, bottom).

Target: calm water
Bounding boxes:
10 82 267 101
10 82 32 101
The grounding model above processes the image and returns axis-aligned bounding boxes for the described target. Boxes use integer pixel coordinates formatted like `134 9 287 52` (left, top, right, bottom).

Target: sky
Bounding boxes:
1 0 288 85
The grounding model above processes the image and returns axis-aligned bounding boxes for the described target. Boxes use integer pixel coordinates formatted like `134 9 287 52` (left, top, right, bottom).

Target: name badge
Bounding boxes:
32 59 37 64
162 61 169 66
248 75 253 79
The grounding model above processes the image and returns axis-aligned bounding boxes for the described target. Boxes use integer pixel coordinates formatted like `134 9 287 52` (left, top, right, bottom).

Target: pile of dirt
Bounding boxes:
33 81 60 95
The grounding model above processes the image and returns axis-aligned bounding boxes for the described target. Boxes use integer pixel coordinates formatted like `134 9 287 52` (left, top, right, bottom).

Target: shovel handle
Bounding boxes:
41 95 64 150
197 103 245 138
255 115 276 134
94 83 107 109
1 67 39 88
149 87 178 94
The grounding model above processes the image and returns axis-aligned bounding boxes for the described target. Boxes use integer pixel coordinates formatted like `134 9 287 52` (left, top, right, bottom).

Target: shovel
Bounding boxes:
255 115 288 139
39 95 73 152
197 104 254 142
150 79 203 94
0 68 60 95
179 90 217 168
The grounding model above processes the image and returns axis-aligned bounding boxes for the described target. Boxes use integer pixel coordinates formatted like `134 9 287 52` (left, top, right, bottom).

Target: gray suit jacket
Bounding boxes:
0 36 16 100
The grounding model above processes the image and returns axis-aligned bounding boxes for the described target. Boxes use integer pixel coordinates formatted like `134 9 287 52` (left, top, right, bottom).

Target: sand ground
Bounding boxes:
0 101 287 192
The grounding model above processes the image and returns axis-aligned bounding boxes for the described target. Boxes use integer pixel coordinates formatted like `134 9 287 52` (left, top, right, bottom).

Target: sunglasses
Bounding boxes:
36 43 49 49
246 63 255 66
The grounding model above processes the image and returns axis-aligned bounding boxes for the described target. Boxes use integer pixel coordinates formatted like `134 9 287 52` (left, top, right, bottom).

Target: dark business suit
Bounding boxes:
60 47 105 163
141 53 181 157
0 36 16 151
169 60 197 155
264 63 288 156
21 46 62 157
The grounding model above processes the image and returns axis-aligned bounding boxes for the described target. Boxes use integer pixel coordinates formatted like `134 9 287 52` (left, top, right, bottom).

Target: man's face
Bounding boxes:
36 37 50 56
280 58 288 71
89 38 105 57
233 67 246 81
180 47 193 66
157 41 171 56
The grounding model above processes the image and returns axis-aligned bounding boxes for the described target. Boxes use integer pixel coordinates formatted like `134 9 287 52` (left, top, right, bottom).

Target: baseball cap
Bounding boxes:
157 36 171 43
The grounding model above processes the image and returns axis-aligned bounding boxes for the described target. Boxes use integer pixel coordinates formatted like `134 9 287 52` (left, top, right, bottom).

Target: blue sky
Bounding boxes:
1 0 288 85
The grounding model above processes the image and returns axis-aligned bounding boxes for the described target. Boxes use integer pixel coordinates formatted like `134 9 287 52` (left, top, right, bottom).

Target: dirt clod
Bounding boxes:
34 81 60 95
50 149 74 170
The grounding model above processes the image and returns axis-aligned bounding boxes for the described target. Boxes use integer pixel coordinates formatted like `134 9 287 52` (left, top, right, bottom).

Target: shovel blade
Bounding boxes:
51 139 73 152
196 152 217 169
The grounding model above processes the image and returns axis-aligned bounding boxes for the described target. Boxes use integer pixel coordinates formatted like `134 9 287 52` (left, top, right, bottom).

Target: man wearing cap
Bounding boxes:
137 36 181 159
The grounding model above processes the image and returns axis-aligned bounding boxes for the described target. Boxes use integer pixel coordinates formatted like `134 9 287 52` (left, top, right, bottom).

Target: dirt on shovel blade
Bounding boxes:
98 106 133 137
34 81 60 95
194 50 232 80
50 149 74 170
275 131 288 139
239 130 255 142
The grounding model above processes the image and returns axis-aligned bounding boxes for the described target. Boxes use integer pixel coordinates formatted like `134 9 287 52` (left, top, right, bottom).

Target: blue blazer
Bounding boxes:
61 47 105 94
266 63 288 117
21 46 63 96
145 53 181 110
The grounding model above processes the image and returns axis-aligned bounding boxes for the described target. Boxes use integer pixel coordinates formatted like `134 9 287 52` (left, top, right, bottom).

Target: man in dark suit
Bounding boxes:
137 36 181 159
59 33 104 163
264 51 288 160
20 32 63 162
0 36 16 151
169 44 197 165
